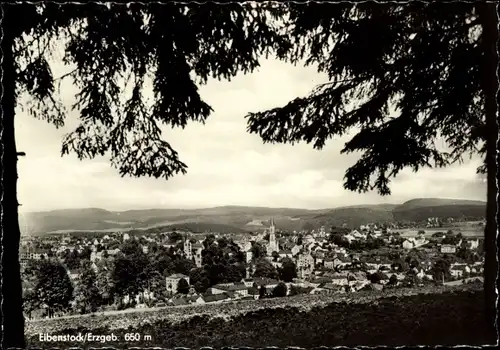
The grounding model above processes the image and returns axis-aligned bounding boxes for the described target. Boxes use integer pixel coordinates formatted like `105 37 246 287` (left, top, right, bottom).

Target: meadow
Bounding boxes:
26 284 494 348
398 224 483 238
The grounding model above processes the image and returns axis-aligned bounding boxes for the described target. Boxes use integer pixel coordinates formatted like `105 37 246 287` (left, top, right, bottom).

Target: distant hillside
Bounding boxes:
336 204 399 212
393 204 486 222
156 222 248 234
395 198 486 211
291 207 395 231
20 198 486 235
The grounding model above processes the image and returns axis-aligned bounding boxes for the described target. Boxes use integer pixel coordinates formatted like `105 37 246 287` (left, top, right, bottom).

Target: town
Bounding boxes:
20 217 484 319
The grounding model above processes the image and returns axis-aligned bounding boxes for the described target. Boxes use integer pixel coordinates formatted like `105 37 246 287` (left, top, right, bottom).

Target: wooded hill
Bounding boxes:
20 198 485 235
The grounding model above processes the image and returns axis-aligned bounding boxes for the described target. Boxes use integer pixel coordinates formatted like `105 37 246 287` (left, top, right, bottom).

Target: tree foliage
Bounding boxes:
272 282 288 298
30 260 74 316
197 236 247 289
189 267 211 293
15 2 289 180
250 241 266 261
254 259 279 280
279 258 298 282
74 261 101 314
177 278 190 295
111 240 149 297
246 2 488 195
431 259 452 282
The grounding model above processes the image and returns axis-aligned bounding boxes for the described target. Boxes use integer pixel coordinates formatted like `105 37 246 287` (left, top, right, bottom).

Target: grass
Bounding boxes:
26 284 495 348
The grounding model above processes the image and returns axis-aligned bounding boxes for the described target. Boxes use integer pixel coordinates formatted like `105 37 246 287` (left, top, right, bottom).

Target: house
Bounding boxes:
245 250 253 264
170 298 189 306
166 273 190 294
349 280 370 292
90 251 103 262
296 253 315 278
252 277 279 290
348 271 368 284
344 234 356 243
20 259 29 269
208 285 229 295
230 283 250 297
291 245 302 256
467 239 479 250
271 261 283 269
402 240 414 250
304 234 315 244
378 263 392 271
203 293 231 304
188 295 205 305
242 278 255 288
236 240 252 252
107 248 120 256
334 256 350 269
247 287 260 300
312 250 325 261
333 246 347 255
67 269 81 281
324 258 335 270
441 245 457 254
450 265 468 278
192 243 204 267
212 283 249 297
278 250 293 259
331 273 349 286
136 289 155 304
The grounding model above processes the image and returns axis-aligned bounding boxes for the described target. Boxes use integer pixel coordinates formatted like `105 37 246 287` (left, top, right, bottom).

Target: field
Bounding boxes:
26 284 495 348
398 225 484 238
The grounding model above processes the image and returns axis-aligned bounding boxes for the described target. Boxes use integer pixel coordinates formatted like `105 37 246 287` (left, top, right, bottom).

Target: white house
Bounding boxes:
278 250 293 259
441 245 457 254
402 239 414 250
245 250 253 264
291 245 302 256
166 273 190 294
296 253 315 278
330 273 349 286
467 239 479 250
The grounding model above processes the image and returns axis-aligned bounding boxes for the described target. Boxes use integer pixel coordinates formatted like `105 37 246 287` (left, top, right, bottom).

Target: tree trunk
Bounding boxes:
1 25 26 349
476 2 499 343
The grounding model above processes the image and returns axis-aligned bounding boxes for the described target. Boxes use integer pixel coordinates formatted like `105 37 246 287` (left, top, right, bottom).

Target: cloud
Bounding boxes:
16 58 486 212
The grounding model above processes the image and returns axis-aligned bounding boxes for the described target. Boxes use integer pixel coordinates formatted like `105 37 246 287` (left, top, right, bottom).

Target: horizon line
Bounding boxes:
19 196 487 214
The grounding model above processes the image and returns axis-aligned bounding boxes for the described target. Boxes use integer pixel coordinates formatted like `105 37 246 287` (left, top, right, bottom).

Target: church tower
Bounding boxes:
267 217 278 255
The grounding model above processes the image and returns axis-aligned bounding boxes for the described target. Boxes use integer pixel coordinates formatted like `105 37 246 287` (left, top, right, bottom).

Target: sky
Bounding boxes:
16 56 486 213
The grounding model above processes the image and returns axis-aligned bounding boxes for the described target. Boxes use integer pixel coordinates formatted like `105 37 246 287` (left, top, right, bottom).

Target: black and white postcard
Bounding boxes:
1 1 498 348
